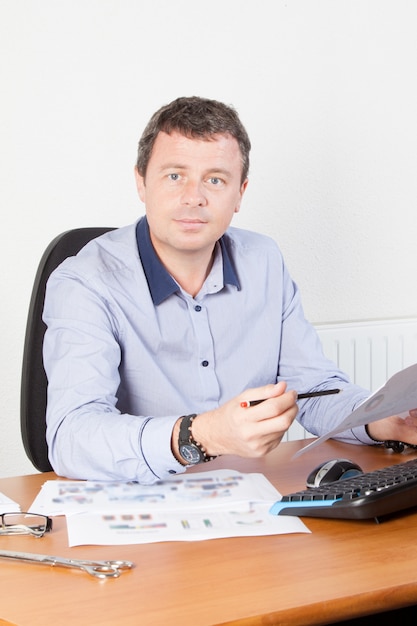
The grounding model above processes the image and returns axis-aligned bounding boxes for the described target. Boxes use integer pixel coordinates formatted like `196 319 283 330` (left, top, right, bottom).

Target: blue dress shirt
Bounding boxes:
43 217 372 483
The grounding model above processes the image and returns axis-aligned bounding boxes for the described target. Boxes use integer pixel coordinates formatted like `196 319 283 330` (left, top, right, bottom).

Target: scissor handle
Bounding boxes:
56 557 134 579
83 564 122 579
104 559 134 571
79 559 134 579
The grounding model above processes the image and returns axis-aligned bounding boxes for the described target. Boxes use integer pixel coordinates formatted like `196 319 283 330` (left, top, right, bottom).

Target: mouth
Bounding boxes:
175 218 207 230
176 217 206 223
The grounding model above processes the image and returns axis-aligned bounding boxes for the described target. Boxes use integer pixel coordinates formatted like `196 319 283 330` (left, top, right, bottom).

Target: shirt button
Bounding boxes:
201 360 209 367
194 305 202 312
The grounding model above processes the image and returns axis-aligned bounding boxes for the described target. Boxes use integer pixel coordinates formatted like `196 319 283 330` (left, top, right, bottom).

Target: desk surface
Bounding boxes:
1 439 417 626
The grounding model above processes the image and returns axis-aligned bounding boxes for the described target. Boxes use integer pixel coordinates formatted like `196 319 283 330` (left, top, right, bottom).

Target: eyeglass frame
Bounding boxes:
0 512 53 537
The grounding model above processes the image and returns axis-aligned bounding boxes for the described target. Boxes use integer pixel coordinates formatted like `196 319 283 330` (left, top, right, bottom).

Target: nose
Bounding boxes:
180 179 207 207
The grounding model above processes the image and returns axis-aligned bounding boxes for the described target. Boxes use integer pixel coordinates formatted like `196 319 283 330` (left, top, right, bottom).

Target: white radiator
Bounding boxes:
286 317 417 441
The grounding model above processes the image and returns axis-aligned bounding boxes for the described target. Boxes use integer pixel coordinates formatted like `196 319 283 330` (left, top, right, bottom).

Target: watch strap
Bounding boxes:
179 414 217 463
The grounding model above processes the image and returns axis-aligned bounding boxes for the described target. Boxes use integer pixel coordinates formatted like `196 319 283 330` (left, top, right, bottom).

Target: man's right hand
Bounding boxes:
172 382 298 463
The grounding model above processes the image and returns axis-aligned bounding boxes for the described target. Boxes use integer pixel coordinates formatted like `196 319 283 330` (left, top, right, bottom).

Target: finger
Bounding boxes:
244 400 299 436
240 382 290 408
247 406 299 450
404 413 417 429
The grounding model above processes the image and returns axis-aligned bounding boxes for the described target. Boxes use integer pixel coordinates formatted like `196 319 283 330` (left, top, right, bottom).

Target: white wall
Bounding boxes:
1 0 416 477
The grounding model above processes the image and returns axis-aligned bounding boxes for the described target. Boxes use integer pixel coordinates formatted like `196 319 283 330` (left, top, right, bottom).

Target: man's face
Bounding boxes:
135 130 248 259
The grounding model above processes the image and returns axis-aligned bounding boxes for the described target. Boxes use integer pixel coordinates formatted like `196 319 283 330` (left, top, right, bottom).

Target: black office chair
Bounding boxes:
21 227 116 472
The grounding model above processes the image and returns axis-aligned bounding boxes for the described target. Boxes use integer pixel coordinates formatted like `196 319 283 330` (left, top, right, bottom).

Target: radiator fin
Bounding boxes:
285 318 417 441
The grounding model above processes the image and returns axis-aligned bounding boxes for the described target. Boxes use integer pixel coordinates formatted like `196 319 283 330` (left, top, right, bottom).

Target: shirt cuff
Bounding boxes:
140 415 187 480
351 424 382 445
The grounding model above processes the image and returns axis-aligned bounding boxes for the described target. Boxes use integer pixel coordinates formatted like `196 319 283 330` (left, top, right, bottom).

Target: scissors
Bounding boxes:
0 549 134 579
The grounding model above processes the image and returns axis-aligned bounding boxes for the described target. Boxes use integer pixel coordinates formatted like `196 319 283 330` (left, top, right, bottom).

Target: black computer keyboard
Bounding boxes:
270 457 417 521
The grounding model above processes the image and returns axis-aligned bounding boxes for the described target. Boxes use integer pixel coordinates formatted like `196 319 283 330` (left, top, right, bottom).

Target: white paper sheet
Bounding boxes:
29 469 280 515
28 469 310 545
0 492 20 514
295 363 417 457
65 501 309 546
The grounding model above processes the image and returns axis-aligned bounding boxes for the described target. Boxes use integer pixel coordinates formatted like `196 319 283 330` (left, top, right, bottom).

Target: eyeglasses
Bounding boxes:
0 512 53 538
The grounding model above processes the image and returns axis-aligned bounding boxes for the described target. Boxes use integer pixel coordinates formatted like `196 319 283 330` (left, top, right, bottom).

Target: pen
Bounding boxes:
240 388 341 408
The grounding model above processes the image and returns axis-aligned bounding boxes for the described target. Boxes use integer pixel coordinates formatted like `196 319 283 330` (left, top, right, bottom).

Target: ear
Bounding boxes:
234 178 249 213
134 167 146 203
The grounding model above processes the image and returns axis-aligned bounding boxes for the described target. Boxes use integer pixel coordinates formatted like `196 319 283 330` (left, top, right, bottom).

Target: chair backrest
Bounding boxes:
21 227 116 472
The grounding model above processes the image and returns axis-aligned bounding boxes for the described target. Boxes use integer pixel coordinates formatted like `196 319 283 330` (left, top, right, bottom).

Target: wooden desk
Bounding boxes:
1 439 417 626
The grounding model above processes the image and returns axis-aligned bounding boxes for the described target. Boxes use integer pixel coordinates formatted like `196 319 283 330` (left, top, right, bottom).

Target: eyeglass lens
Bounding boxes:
0 512 52 537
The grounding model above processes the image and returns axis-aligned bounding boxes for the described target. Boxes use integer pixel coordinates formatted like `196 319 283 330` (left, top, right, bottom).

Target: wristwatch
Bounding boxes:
178 414 217 465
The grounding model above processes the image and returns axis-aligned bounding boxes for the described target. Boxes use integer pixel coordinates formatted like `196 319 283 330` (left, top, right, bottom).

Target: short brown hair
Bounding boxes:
136 96 251 183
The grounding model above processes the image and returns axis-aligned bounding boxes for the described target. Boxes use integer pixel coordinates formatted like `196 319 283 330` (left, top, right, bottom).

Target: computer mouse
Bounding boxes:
306 458 363 488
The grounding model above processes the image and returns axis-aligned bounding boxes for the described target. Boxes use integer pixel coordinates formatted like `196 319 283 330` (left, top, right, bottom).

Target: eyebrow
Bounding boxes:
160 163 234 178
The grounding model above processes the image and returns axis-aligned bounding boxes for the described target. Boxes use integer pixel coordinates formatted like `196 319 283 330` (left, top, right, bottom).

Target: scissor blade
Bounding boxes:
0 550 93 569
0 549 55 565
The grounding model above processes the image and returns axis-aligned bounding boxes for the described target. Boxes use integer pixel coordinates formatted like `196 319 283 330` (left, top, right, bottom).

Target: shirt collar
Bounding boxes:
136 216 240 305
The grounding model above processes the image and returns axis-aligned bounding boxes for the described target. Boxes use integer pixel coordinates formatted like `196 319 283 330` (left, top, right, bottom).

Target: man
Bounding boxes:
43 96 417 483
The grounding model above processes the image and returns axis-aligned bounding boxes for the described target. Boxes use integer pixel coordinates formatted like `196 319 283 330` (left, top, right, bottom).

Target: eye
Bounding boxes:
208 177 223 186
168 173 180 181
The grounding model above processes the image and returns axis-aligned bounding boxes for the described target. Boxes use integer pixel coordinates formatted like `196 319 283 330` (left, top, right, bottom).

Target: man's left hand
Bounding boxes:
367 409 417 445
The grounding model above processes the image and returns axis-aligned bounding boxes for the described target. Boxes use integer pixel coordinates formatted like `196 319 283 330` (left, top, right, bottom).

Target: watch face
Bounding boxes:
179 444 202 465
